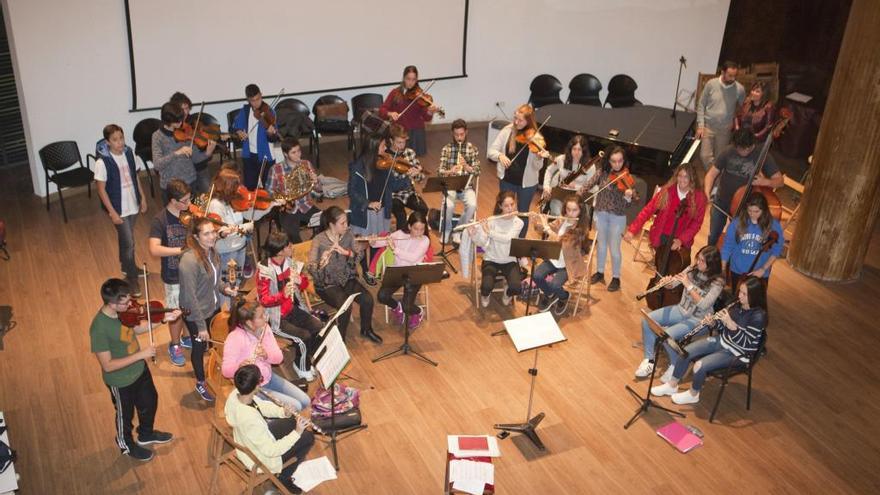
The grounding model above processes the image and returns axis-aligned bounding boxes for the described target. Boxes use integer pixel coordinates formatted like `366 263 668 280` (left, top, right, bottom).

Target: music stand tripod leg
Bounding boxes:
372 278 438 366
623 337 685 429
435 184 459 273
494 348 547 450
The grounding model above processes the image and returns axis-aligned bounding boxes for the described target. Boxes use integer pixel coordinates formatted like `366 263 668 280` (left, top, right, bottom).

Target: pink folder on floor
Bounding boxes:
657 422 703 453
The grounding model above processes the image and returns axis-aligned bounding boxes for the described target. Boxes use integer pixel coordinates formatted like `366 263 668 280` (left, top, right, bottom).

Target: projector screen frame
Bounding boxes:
123 0 471 113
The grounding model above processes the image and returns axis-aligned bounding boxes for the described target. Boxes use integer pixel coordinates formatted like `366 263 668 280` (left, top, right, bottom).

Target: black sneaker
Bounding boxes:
608 278 621 292
137 430 173 446
553 297 570 316
590 272 605 285
122 442 154 462
363 272 378 287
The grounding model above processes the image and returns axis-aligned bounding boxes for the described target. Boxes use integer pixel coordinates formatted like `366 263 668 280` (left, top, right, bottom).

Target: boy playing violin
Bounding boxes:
387 124 428 229
152 101 197 204
232 84 277 190
169 92 217 195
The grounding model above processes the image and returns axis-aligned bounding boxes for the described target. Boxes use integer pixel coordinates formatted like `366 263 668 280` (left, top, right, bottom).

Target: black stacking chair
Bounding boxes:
132 118 162 197
275 97 315 154
707 331 768 423
350 93 384 155
528 74 563 108
39 141 95 223
312 95 352 168
567 73 603 106
604 74 641 108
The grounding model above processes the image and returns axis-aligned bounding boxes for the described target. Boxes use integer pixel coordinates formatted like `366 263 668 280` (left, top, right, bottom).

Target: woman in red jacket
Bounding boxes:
378 65 439 156
624 162 706 255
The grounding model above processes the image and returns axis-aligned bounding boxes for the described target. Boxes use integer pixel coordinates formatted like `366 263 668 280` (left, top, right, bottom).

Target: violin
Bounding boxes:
515 128 549 154
173 121 223 150
119 300 189 328
252 102 276 129
404 85 445 118
610 169 636 192
376 153 416 174
231 185 274 211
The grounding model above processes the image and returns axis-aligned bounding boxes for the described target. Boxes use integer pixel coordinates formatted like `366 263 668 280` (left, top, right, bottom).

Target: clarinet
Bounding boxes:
678 301 738 347
258 390 324 434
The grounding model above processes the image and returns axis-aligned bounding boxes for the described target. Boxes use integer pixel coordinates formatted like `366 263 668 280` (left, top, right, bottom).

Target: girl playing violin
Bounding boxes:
379 65 438 156
578 145 636 292
232 84 277 190
542 134 594 216
220 300 311 412
488 104 551 237
387 124 428 230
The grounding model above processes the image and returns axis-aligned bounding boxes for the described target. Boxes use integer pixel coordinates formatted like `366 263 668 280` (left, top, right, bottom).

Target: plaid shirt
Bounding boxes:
390 147 424 203
438 141 480 190
265 159 321 214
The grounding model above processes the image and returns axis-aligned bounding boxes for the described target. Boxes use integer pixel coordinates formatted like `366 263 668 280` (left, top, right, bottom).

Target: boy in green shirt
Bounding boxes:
90 278 179 461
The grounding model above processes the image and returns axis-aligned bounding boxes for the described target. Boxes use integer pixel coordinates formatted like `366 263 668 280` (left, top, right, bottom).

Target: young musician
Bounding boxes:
387 124 428 230
152 101 197 204
307 206 381 343
624 162 707 255
469 191 525 308
90 278 177 462
579 145 636 292
633 245 725 379
348 134 407 284
734 81 775 141
221 301 311 412
169 91 217 194
232 84 277 190
721 192 784 289
488 104 551 236
437 119 480 243
225 364 314 494
94 124 148 297
265 137 322 244
696 61 745 170
371 211 432 329
257 231 324 381
529 195 589 314
208 167 255 289
651 276 767 405
378 65 438 156
703 128 784 245
148 179 193 366
541 135 594 216
178 217 237 401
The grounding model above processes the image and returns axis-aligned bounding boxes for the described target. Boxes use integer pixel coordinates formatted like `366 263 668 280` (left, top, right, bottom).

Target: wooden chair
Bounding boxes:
469 243 518 315
563 234 599 317
291 240 326 309
208 420 297 495
706 331 768 423
205 347 234 420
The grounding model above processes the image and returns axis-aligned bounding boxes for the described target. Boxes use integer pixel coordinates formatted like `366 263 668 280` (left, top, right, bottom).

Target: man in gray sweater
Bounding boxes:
696 61 745 170
151 101 197 204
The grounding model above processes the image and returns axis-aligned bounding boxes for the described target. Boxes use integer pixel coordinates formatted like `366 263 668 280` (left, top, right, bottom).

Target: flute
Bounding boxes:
257 390 324 434
453 212 568 232
353 234 413 242
678 301 738 347
635 265 695 301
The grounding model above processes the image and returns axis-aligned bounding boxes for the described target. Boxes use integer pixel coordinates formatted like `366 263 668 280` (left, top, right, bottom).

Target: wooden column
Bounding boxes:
788 0 880 281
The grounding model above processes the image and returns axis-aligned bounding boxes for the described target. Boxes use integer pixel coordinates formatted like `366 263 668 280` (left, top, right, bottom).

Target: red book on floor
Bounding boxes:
458 436 489 451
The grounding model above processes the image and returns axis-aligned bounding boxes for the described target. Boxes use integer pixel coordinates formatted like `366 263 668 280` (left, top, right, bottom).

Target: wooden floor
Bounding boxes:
1 125 880 494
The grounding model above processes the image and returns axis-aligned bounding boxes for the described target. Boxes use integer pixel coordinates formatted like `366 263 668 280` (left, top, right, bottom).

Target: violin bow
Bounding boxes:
245 158 269 270
581 169 631 205
397 79 437 121
508 115 552 165
247 88 286 135
141 263 156 364
189 101 206 149
377 148 401 206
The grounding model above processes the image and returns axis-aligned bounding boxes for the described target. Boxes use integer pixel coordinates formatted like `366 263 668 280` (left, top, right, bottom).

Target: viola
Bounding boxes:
119 300 189 328
515 128 548 154
376 153 416 174
252 102 276 129
231 185 273 211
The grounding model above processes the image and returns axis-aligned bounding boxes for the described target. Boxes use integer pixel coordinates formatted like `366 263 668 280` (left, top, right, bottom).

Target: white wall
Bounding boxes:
3 0 729 197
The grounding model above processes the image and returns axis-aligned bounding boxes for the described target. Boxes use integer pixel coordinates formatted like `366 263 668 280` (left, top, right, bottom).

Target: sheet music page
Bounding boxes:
503 312 566 352
319 292 360 338
292 456 338 492
314 325 350 387
449 459 494 494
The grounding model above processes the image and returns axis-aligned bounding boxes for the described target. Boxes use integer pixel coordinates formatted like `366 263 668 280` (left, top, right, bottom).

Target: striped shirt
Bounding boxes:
719 306 766 362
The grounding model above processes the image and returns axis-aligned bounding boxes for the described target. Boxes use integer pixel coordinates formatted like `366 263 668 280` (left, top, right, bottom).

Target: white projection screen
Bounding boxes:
124 0 469 110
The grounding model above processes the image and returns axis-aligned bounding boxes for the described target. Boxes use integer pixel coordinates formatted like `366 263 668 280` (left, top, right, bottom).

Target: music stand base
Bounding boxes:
372 342 438 366
316 424 368 471
623 384 684 429
494 412 546 450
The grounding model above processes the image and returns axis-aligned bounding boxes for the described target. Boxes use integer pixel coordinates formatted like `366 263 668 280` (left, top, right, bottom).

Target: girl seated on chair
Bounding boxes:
529 194 589 315
370 210 432 330
650 276 767 405
468 191 526 308
221 300 311 412
225 364 314 494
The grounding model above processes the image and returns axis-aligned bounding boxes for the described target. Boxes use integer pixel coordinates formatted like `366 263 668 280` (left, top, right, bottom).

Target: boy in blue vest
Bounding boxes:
232 83 277 190
96 124 148 296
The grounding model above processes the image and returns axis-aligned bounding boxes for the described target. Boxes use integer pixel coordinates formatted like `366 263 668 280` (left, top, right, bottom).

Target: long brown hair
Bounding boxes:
563 135 590 172
493 191 517 215
213 167 241 203
187 216 217 272
656 162 700 219
559 195 590 253
506 104 538 155
735 193 773 242
396 65 419 101
229 298 260 333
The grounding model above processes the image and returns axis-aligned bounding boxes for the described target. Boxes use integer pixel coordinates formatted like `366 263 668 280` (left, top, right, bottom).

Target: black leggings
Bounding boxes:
480 261 522 297
277 206 321 244
378 282 422 315
391 194 428 230
267 417 315 491
316 278 374 341
279 306 324 364
183 310 219 382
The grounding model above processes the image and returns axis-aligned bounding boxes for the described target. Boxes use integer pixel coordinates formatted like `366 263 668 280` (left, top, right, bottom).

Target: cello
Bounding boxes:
642 196 691 309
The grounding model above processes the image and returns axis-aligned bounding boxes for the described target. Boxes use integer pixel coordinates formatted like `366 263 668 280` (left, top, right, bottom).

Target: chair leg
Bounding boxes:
58 189 69 223
746 370 753 410
710 378 728 423
314 134 320 169
45 178 50 211
87 182 92 198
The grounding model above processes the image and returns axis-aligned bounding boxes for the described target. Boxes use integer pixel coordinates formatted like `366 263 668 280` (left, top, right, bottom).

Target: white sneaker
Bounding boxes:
294 364 316 382
634 359 654 378
651 382 678 397
671 389 700 405
480 294 491 308
660 365 675 383
501 292 513 306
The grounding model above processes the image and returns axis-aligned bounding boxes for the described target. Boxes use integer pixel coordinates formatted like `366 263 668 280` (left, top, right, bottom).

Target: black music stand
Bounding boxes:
423 174 471 274
494 312 566 451
372 263 447 366
623 308 686 429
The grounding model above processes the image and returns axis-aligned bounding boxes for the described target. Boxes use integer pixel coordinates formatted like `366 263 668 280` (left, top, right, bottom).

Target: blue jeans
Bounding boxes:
532 260 568 300
499 181 536 237
442 189 477 241
218 247 247 306
641 305 700 360
115 214 138 278
707 205 730 247
263 372 311 412
594 210 626 278
671 336 740 392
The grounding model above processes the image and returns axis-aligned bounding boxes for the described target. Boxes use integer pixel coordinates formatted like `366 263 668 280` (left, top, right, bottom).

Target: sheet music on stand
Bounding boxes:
503 312 566 352
318 292 360 339
313 325 350 388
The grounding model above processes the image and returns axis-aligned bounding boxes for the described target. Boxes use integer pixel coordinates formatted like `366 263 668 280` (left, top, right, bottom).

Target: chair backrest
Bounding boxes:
568 73 603 106
227 109 241 133
312 94 348 116
276 98 310 118
292 240 319 298
625 175 649 225
39 141 83 172
211 420 294 494
351 93 384 123
190 112 220 127
605 74 640 108
206 347 234 418
133 118 162 156
528 74 563 108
